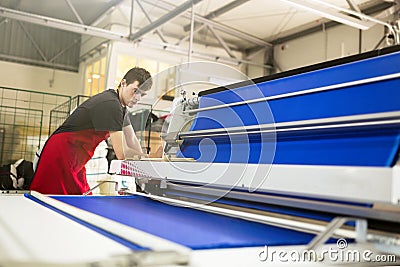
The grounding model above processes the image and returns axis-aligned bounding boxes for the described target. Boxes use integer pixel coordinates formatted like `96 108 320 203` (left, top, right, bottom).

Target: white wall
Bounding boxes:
274 23 386 71
0 60 82 96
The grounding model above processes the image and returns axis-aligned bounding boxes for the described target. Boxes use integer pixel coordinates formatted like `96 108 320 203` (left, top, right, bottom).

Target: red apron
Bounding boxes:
30 129 109 195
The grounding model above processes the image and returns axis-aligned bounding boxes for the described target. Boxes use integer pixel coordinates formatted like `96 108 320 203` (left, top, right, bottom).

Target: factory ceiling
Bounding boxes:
0 0 398 72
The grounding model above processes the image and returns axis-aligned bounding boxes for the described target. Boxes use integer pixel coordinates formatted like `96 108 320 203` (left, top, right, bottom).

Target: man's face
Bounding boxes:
121 80 147 107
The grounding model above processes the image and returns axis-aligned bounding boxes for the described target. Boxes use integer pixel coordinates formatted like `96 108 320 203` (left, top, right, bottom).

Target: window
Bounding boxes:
116 54 172 101
84 57 106 96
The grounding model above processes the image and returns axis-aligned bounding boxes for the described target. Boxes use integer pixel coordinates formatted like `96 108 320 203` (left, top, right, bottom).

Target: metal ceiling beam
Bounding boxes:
188 2 195 63
183 0 250 31
141 0 272 47
184 11 272 47
0 5 244 67
65 0 84 24
175 23 206 45
346 0 362 14
373 2 400 21
164 27 241 49
203 0 251 20
129 0 135 37
0 0 20 26
279 0 373 30
0 6 126 41
207 25 237 59
79 0 125 58
87 0 124 26
128 0 204 41
136 0 168 43
245 1 396 54
17 21 48 62
271 1 395 45
307 0 396 33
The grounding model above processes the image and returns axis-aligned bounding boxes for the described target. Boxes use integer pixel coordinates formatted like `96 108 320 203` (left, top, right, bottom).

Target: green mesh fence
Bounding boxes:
48 95 90 135
0 87 70 165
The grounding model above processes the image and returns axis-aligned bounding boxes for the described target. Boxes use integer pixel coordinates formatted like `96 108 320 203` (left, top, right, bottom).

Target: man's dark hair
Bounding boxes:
122 67 152 91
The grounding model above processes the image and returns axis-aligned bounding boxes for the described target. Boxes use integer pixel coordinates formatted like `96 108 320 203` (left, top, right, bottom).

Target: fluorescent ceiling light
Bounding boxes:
279 0 374 30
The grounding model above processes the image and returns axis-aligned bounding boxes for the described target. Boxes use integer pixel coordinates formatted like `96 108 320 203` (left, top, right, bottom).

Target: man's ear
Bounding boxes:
121 79 127 87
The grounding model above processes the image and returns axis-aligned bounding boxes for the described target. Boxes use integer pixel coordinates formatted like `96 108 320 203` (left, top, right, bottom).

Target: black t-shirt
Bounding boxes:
55 89 125 134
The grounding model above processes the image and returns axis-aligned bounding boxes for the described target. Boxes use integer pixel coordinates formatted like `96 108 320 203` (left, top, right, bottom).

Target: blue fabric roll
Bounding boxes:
52 195 319 250
179 50 400 166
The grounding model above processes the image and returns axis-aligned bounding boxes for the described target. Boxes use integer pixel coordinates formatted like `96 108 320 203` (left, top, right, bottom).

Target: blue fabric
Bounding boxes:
179 51 400 166
51 195 318 250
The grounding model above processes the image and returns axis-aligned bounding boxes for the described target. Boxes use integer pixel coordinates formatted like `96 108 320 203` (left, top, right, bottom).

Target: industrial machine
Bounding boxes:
2 45 400 267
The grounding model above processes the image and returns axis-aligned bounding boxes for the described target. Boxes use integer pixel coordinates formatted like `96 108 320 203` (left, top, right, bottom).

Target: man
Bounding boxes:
30 67 152 195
